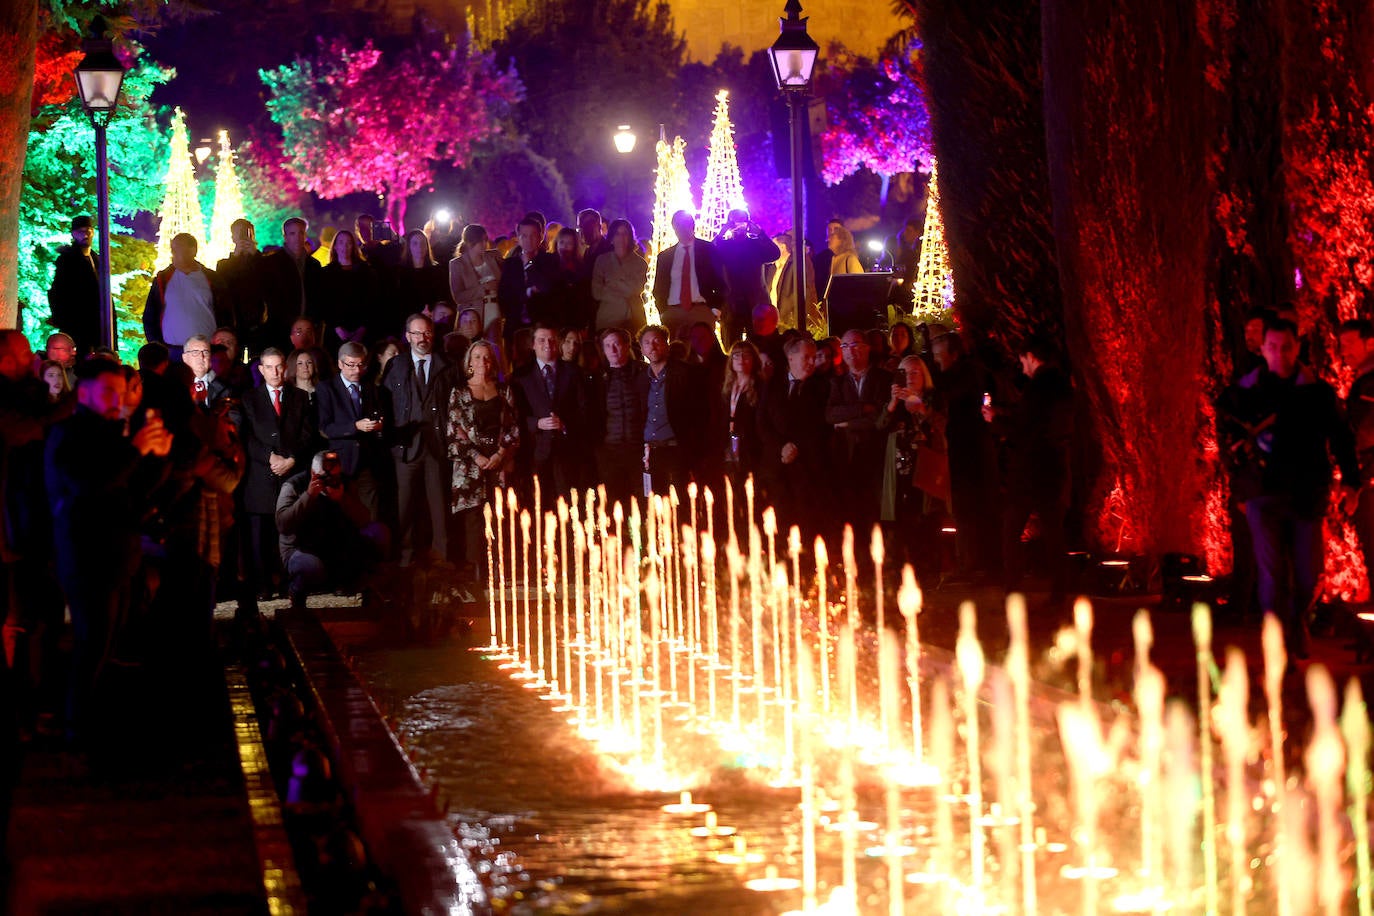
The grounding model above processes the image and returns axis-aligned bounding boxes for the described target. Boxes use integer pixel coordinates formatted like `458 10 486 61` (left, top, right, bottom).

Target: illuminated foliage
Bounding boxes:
259 37 522 233
18 53 170 353
817 34 933 186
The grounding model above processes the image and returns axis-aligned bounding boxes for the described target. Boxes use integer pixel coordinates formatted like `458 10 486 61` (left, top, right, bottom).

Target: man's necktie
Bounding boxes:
789 378 799 399
349 382 362 415
542 363 555 400
272 387 282 416
417 358 428 389
194 378 207 404
679 247 692 310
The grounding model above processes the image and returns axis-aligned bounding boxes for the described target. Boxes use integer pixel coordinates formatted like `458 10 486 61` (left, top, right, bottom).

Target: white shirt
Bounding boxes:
163 268 216 346
669 243 703 306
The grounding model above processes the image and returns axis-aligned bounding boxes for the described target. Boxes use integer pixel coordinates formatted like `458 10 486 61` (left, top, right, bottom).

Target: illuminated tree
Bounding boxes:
698 89 747 240
910 160 952 320
643 129 694 324
18 53 170 354
206 129 244 264
153 107 205 269
818 35 933 189
259 37 522 233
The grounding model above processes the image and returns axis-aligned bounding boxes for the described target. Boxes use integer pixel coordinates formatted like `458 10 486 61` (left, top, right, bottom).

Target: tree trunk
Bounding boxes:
0 0 37 330
1042 0 1215 558
913 0 1063 360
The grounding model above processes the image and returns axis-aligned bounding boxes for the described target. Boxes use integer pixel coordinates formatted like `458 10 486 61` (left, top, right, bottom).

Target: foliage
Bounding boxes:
19 54 170 349
235 130 308 244
448 137 572 238
494 0 684 203
816 34 933 185
259 36 522 233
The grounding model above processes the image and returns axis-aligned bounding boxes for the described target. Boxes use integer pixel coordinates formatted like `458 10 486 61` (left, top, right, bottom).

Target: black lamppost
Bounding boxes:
73 17 127 351
769 0 819 332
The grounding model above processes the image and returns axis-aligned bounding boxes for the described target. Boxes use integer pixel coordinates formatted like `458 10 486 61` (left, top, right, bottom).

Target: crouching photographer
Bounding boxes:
275 450 389 611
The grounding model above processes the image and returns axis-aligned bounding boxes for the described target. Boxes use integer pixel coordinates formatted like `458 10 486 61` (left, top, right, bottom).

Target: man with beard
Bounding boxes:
47 216 101 354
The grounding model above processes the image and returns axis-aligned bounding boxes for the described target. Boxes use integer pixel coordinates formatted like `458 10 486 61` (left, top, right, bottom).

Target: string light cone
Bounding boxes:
698 90 748 240
207 130 245 264
154 107 207 270
910 159 953 320
643 126 695 325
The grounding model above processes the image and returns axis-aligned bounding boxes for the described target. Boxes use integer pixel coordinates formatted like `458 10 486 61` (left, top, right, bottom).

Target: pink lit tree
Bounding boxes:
818 35 933 196
259 37 522 233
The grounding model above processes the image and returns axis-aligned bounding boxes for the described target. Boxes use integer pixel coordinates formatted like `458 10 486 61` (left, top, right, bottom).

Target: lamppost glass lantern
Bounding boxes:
768 0 819 92
74 20 127 127
613 125 637 155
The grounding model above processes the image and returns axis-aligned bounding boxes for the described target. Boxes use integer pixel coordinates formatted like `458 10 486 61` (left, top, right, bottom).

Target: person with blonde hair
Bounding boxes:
449 224 505 339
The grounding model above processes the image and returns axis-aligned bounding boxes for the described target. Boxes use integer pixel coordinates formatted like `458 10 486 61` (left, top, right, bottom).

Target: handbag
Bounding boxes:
913 445 950 502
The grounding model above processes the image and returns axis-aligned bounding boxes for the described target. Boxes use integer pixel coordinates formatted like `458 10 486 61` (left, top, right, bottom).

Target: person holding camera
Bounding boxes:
714 209 781 347
274 450 388 612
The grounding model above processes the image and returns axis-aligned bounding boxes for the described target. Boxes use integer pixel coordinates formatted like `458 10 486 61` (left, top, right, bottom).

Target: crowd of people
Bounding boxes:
7 202 1074 747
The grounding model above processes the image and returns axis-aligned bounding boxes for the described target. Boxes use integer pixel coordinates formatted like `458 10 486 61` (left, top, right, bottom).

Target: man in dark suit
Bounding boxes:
825 328 894 538
239 347 316 613
258 217 323 352
215 219 268 347
589 328 648 510
497 217 560 341
759 336 833 537
512 323 586 497
714 209 781 345
380 314 454 566
653 210 725 340
316 341 387 522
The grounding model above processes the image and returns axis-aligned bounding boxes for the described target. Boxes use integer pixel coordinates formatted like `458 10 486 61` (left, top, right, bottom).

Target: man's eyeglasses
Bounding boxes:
340 359 366 370
185 349 211 357
839 343 863 351
406 329 433 338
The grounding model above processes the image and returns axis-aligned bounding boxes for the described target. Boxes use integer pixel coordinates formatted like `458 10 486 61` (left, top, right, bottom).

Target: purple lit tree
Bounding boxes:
818 35 934 201
259 37 522 233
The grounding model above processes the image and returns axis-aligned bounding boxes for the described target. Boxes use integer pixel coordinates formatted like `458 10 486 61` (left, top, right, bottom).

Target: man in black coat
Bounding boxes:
215 219 268 347
1217 318 1358 656
380 314 454 566
652 210 726 340
930 330 999 576
589 328 648 511
637 324 704 495
512 323 587 498
45 360 173 741
316 341 387 522
497 217 560 341
759 335 833 538
239 348 316 610
984 335 1076 601
825 329 895 538
714 209 781 345
47 215 101 354
257 217 323 352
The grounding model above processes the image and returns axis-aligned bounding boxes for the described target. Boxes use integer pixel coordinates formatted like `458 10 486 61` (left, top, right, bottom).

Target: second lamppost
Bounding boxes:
769 0 819 334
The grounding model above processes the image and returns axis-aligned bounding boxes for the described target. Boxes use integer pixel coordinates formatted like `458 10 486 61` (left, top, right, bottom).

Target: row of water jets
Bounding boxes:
471 478 1371 915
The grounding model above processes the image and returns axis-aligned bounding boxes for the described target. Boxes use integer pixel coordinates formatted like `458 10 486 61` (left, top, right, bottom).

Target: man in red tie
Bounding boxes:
652 210 725 339
239 347 316 613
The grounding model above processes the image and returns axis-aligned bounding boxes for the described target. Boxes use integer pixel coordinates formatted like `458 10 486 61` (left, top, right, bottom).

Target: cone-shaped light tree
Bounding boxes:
153 107 205 270
643 129 694 325
910 160 953 321
206 129 245 265
698 89 747 240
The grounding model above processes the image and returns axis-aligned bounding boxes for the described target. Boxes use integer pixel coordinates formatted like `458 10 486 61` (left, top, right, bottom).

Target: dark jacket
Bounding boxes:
215 251 267 338
714 230 781 316
320 262 382 343
589 362 649 446
991 365 1075 497
258 249 323 347
1218 364 1358 516
316 374 386 476
142 263 229 345
511 359 587 465
497 249 561 333
652 239 726 314
241 384 317 514
274 468 372 566
380 349 454 463
47 245 100 353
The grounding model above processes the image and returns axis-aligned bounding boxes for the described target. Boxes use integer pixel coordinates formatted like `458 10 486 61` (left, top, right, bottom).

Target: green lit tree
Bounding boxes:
18 53 171 354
